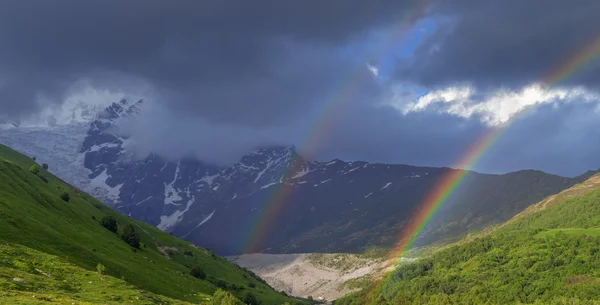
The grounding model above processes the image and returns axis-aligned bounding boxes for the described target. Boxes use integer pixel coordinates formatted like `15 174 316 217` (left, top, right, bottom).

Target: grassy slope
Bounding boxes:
336 174 600 305
0 243 194 304
0 144 306 305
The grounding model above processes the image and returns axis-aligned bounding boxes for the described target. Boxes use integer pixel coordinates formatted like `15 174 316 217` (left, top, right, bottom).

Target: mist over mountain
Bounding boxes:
1 100 594 256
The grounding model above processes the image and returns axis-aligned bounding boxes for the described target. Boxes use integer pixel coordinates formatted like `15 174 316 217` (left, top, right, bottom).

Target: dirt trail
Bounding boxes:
228 253 395 302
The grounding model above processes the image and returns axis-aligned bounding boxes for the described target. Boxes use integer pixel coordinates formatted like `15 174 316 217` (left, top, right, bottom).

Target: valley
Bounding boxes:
228 253 396 302
0 144 307 305
3 104 600 304
1 3 598 304
336 174 600 304
1 100 595 257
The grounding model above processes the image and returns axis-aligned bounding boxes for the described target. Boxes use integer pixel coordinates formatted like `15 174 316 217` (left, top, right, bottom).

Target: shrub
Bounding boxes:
121 224 140 248
211 289 244 305
242 292 260 305
96 263 105 275
248 282 256 288
29 164 40 175
100 216 118 233
32 156 36 161
212 279 228 289
42 163 48 170
190 265 206 280
60 192 70 202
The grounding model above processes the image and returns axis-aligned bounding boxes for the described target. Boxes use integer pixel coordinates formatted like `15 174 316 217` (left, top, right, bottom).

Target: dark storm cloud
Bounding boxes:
313 97 600 177
477 101 600 176
400 0 600 89
0 0 418 124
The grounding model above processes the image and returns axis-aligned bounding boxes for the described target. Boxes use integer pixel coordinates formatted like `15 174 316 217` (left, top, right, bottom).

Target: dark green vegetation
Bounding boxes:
248 167 592 255
336 174 600 304
0 144 308 304
191 265 207 280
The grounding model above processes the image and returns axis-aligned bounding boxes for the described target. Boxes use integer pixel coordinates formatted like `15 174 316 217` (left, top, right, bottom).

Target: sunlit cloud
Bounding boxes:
387 84 600 126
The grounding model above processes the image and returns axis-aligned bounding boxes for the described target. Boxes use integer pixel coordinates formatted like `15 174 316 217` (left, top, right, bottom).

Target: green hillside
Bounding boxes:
0 144 307 305
336 174 600 305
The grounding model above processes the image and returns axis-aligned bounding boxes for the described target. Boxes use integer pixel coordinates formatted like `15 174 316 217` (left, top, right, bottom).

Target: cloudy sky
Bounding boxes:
1 0 600 176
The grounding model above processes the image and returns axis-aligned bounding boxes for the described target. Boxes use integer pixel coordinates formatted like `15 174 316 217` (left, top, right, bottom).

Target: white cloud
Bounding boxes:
19 80 149 127
388 84 600 126
367 63 379 77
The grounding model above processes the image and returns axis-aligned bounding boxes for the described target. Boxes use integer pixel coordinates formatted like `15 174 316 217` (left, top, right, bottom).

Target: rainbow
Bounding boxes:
360 29 600 303
244 0 600 256
383 30 600 266
384 126 504 262
243 1 433 253
542 34 600 87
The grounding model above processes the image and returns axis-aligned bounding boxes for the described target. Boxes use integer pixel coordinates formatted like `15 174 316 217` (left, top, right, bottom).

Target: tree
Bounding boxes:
29 164 40 175
60 192 70 202
32 156 36 161
121 223 140 248
42 163 48 170
211 289 244 305
100 216 118 233
242 292 259 305
190 265 206 280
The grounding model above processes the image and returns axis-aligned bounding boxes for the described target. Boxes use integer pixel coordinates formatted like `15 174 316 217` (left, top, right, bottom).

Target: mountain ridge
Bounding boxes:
1 99 595 256
336 173 600 304
0 143 307 305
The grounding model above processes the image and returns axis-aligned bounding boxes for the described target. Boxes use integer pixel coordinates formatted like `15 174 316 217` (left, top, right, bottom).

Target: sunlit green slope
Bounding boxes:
336 174 600 305
0 144 307 305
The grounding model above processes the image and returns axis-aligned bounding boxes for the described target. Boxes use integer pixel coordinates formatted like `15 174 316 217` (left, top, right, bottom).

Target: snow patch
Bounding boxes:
88 169 123 204
326 160 338 166
381 182 392 190
291 166 311 179
199 173 219 186
0 123 92 192
364 192 373 198
348 167 361 173
135 196 153 206
193 210 216 230
261 181 279 189
236 163 260 171
87 142 120 153
254 151 293 183
320 179 331 184
157 196 195 231
164 162 182 205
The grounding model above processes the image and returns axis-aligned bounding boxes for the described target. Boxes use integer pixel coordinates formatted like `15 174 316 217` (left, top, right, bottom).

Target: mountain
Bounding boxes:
336 174 600 305
0 99 595 256
0 143 308 305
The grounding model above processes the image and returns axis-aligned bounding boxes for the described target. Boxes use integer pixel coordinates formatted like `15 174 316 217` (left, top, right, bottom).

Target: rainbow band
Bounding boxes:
385 127 503 261
365 29 600 302
386 30 600 264
243 1 432 254
543 34 600 87
244 1 600 257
